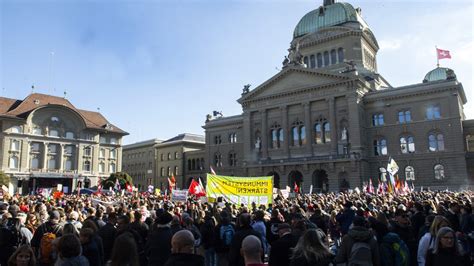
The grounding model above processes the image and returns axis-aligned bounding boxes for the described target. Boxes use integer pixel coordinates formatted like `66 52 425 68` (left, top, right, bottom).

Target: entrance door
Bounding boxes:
288 171 303 192
267 171 280 189
312 170 329 193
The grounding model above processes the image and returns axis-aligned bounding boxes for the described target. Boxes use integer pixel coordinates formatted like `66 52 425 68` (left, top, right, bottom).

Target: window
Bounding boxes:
110 149 116 159
99 148 105 158
303 56 308 67
188 160 192 171
30 143 40 153
315 123 322 144
109 163 116 173
467 135 474 152
65 159 73 171
374 138 388 156
11 140 20 151
99 161 105 173
300 126 306 145
65 132 74 139
330 49 337 64
400 136 415 153
426 106 441 120
323 51 329 66
49 129 59 137
292 127 299 146
161 167 165 177
278 128 284 146
51 116 59 122
317 53 323 68
175 152 179 159
48 144 57 154
167 153 171 160
167 167 171 176
229 152 237 166
214 152 222 167
379 167 387 182
9 156 19 169
110 138 117 144
434 164 445 180
33 128 42 135
270 126 284 148
229 133 237 143
214 135 222 144
31 157 39 169
323 122 331 143
428 133 445 152
174 166 178 175
310 55 315 68
398 111 412 124
338 48 344 63
160 154 164 161
48 158 56 169
84 147 92 156
84 133 94 141
11 126 21 133
100 136 106 144
65 145 73 155
372 114 384 126
405 166 415 180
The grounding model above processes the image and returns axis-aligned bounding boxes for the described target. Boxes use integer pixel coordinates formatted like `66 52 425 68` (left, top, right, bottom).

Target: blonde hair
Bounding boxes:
291 229 332 262
429 215 450 236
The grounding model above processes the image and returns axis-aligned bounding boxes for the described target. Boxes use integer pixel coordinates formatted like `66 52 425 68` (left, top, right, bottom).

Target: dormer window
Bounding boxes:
51 116 59 122
319 6 325 16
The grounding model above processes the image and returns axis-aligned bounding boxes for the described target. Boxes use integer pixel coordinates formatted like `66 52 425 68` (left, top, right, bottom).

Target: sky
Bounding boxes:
1 0 472 145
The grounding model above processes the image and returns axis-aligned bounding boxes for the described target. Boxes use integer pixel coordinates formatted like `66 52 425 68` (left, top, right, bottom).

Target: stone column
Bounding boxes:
281 106 289 156
77 144 83 173
261 109 268 158
347 94 362 153
116 147 122 172
59 144 64 171
242 111 252 162
20 139 29 171
328 97 338 154
43 142 49 170
303 102 313 155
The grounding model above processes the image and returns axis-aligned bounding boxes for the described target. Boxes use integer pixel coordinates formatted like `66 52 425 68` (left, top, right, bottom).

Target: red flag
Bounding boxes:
437 48 451 60
188 180 206 197
294 182 299 193
126 183 133 192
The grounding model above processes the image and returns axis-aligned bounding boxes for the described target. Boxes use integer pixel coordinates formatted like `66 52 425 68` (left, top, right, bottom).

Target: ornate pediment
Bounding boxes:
238 67 352 104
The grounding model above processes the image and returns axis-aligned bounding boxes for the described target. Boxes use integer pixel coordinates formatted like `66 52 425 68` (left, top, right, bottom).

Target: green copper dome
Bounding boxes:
423 67 457 83
293 2 369 38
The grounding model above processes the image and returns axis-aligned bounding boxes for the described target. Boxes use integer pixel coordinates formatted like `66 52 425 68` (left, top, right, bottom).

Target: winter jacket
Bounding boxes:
289 253 334 266
163 253 205 266
146 226 174 266
417 232 435 266
425 248 471 266
228 225 263 266
334 225 380 266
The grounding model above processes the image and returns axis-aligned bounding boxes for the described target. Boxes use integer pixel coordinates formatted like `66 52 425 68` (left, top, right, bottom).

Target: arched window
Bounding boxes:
167 153 171 160
214 153 222 167
317 53 323 68
303 56 308 67
161 167 165 177
323 122 331 143
400 136 415 153
174 166 178 175
434 164 445 180
330 49 337 64
192 159 196 170
278 128 284 147
11 140 20 151
99 148 105 158
310 55 316 68
374 138 387 156
229 152 237 166
175 152 179 159
167 167 171 176
314 123 322 144
9 156 19 169
426 106 441 120
83 161 91 172
292 127 299 146
379 167 387 182
271 129 278 148
323 51 330 66
429 133 444 151
99 162 105 173
338 48 344 63
84 147 92 156
405 166 415 180
110 149 116 159
300 126 306 145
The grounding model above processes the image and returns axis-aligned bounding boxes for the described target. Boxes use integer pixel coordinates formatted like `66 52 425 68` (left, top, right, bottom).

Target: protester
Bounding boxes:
146 211 174 266
229 213 263 266
56 234 90 266
268 223 298 266
417 216 450 266
240 235 265 266
164 229 205 266
425 227 471 266
7 244 36 266
107 232 139 266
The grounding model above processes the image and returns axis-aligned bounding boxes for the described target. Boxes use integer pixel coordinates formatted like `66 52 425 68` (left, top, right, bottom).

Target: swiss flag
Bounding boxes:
437 48 451 60
188 179 206 197
294 182 300 193
126 183 133 192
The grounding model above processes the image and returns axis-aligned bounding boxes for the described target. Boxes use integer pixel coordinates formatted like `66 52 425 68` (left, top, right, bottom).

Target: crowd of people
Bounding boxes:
1 188 473 266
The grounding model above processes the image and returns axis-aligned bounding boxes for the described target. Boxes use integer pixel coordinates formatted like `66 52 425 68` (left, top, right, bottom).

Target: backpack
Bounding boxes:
219 224 235 246
39 224 61 265
0 219 23 250
382 233 410 266
349 240 373 266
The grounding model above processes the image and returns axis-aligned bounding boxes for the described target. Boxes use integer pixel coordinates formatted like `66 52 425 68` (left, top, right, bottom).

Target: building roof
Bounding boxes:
0 93 128 135
293 2 369 38
123 138 163 150
423 67 457 83
162 133 205 144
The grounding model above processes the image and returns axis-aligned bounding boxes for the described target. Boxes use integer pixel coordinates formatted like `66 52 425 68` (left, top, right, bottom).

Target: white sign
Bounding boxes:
57 184 63 192
309 185 313 195
171 189 188 202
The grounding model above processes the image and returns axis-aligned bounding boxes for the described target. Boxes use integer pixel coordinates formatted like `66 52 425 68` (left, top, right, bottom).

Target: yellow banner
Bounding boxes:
206 174 273 205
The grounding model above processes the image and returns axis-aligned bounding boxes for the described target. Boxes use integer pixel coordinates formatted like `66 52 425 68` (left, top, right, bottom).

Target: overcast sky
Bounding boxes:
1 0 472 144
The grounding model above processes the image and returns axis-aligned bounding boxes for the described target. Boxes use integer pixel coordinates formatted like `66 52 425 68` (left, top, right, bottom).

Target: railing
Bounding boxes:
255 154 352 165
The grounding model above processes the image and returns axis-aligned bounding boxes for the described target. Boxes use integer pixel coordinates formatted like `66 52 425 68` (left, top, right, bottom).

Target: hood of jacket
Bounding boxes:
382 232 402 244
348 226 373 241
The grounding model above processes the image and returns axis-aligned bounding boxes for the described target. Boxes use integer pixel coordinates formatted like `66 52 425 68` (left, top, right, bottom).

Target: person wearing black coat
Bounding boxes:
228 213 263 266
146 212 174 266
268 223 298 266
98 213 117 263
425 227 471 266
164 230 204 266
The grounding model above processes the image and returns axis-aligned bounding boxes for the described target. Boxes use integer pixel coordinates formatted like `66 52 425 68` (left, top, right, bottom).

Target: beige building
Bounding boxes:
122 139 162 191
203 0 473 192
155 134 205 191
0 93 127 194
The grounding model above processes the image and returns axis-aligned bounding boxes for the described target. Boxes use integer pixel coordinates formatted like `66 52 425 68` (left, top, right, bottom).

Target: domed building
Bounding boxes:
203 0 473 191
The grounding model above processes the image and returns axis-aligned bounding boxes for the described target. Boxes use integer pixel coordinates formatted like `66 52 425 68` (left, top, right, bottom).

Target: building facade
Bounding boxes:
203 0 473 192
0 93 127 194
155 134 205 191
122 139 162 191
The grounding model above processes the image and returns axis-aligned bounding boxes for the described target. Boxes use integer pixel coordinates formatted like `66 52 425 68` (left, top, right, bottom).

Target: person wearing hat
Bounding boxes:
268 223 298 266
146 211 174 266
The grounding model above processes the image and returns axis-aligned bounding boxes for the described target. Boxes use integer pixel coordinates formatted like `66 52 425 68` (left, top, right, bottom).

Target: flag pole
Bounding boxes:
436 46 439 67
